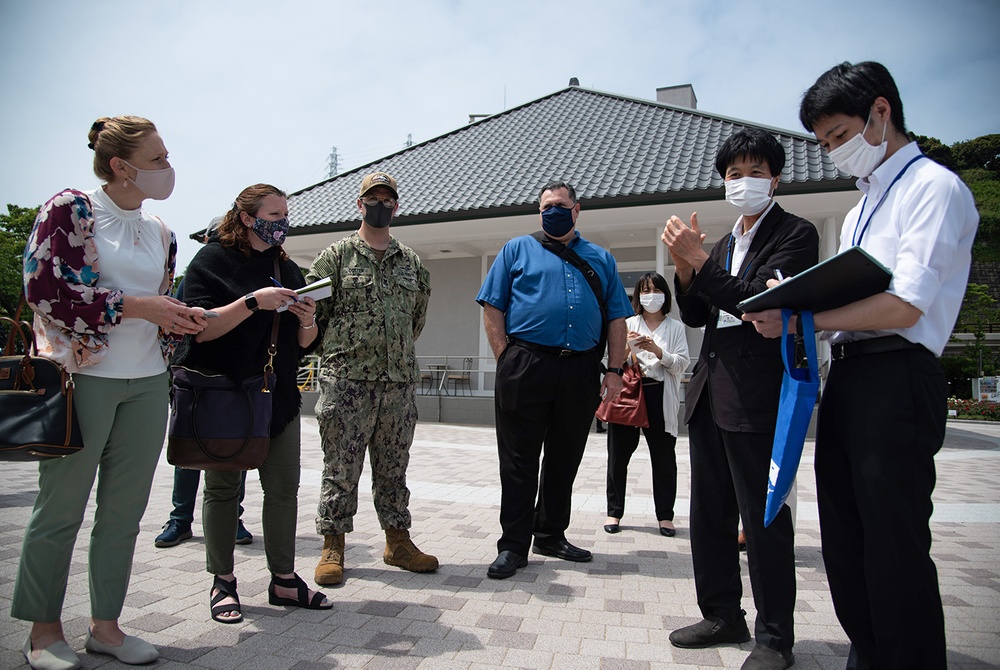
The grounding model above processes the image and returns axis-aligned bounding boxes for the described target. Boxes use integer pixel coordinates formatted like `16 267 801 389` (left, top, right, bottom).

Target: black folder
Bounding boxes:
736 246 892 314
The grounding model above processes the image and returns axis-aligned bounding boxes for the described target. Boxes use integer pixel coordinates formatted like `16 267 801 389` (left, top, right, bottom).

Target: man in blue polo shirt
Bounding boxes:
477 180 632 579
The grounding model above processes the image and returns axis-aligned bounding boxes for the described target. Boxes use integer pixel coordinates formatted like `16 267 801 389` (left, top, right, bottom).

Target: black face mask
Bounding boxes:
363 202 393 228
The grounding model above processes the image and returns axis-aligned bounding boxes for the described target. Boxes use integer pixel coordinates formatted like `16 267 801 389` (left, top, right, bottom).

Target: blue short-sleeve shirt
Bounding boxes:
476 232 633 350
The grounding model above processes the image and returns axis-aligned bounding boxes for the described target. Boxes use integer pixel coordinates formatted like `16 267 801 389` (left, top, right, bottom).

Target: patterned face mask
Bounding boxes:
251 216 290 246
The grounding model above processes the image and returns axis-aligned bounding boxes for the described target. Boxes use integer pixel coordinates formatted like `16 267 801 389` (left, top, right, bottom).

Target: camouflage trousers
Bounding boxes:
315 377 417 535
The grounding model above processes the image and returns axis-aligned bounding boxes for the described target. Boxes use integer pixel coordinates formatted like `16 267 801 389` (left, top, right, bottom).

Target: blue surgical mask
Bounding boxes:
541 205 575 237
252 216 289 246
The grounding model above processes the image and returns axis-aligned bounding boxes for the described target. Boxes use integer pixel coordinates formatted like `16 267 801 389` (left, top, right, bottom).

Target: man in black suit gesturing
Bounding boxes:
662 128 819 670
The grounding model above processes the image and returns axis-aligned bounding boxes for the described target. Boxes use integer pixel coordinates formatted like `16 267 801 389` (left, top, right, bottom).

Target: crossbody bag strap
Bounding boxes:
3 291 31 355
530 231 608 351
262 258 281 392
152 215 173 295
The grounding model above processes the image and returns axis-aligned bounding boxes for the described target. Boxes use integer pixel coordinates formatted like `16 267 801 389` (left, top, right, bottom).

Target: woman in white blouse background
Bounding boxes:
604 272 690 537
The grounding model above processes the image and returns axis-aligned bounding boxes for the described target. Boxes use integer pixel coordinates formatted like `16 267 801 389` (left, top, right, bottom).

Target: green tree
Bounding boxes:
952 134 1000 172
953 282 1000 374
911 133 957 171
0 203 38 319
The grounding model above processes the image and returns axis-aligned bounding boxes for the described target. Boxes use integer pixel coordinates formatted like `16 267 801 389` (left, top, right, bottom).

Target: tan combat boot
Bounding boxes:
383 528 439 572
315 533 345 585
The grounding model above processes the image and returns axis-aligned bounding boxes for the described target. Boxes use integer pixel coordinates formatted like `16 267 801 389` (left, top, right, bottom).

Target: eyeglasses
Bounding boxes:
361 196 397 208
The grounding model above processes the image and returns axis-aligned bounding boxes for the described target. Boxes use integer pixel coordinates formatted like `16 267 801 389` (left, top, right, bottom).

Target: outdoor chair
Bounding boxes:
446 357 474 396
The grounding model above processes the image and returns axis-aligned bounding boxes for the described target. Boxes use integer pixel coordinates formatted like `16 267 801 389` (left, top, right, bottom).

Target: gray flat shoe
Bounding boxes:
84 629 158 665
22 637 80 670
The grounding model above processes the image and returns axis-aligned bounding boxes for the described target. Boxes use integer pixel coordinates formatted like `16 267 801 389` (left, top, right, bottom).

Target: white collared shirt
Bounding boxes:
827 142 978 355
728 201 776 277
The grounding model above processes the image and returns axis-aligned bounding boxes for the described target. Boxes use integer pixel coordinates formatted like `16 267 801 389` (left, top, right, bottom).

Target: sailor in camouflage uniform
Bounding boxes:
306 172 437 586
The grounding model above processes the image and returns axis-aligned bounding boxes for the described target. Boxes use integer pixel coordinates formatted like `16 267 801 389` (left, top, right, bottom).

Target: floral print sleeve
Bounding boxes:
23 189 124 369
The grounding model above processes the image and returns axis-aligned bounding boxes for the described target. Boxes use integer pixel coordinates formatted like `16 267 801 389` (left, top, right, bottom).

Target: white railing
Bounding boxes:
416 355 496 396
298 354 688 398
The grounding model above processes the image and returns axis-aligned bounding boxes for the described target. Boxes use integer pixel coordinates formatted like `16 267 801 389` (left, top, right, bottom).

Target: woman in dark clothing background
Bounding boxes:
175 183 329 623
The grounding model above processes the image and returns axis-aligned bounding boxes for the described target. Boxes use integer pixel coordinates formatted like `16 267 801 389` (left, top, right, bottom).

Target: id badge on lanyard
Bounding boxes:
718 234 748 329
717 310 743 329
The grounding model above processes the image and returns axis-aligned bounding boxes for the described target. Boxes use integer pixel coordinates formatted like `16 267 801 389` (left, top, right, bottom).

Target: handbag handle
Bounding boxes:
3 293 31 355
189 381 257 463
1 316 39 390
2 316 36 356
780 309 818 379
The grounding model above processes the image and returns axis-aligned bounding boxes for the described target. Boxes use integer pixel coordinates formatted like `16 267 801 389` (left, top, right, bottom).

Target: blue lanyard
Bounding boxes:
725 234 753 280
851 155 926 247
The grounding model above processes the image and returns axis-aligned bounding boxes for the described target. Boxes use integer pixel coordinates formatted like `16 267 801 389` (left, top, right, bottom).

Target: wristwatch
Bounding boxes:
607 367 625 376
245 292 260 312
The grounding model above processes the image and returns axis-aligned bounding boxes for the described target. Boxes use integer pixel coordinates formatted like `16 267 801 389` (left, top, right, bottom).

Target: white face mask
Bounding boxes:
724 176 773 216
122 159 176 200
827 110 887 178
639 292 665 313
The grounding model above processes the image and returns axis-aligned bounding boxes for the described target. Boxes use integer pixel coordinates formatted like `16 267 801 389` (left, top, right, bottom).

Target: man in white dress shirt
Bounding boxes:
745 61 979 670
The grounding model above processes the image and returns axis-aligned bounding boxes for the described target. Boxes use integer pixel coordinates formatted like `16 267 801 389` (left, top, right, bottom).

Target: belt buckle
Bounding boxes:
558 349 573 358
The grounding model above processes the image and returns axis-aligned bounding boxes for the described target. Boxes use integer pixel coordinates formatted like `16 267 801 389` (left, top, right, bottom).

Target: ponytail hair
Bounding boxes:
88 115 157 182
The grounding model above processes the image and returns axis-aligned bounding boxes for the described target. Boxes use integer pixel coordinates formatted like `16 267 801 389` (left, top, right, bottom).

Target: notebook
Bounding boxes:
736 246 892 314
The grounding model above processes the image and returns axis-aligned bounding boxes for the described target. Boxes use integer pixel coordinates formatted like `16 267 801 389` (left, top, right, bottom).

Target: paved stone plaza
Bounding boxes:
2 418 998 669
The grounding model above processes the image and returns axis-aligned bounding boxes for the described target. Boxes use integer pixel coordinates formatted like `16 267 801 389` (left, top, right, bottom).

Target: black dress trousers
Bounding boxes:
493 342 602 556
606 381 679 522
687 398 797 652
816 347 947 670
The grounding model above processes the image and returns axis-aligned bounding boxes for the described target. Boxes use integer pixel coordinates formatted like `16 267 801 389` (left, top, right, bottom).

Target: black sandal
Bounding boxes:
210 575 243 623
268 573 332 610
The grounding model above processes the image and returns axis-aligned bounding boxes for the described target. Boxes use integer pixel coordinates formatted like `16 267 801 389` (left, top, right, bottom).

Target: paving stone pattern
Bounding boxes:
1 418 999 669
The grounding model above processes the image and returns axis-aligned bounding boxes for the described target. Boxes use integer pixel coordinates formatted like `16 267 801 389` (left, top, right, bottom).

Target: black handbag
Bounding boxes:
0 312 85 460
167 262 282 472
166 365 276 472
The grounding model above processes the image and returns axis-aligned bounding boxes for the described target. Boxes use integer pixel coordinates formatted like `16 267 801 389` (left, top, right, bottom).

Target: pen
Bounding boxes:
774 269 785 282
270 277 299 302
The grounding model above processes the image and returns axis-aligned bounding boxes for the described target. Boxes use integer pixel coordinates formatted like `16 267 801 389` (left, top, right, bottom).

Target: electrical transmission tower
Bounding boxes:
327 147 339 178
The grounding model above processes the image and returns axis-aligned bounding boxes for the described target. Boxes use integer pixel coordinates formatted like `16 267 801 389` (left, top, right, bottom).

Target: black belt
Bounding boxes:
509 338 598 358
830 335 925 361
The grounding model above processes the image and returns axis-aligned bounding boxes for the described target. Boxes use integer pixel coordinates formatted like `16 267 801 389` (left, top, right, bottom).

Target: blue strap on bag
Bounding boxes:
764 309 819 527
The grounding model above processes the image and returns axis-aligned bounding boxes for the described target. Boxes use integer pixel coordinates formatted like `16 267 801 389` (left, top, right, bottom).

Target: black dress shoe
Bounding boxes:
531 538 592 562
659 526 676 537
487 550 527 579
604 524 621 534
741 643 794 669
669 613 751 649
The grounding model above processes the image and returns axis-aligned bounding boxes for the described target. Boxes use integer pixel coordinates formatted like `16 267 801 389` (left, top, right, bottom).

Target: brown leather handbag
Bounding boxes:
595 359 649 428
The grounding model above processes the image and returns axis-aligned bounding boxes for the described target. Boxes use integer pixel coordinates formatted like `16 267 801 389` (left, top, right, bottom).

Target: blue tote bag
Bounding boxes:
764 310 819 527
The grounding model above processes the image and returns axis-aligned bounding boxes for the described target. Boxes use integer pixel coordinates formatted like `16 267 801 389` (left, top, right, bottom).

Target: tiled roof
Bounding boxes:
288 85 847 233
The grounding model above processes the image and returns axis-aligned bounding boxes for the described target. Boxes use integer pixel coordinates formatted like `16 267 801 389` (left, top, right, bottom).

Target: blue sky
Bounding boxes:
1 0 997 270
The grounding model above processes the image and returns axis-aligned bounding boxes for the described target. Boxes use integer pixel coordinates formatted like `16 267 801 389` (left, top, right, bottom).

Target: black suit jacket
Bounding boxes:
675 203 819 433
